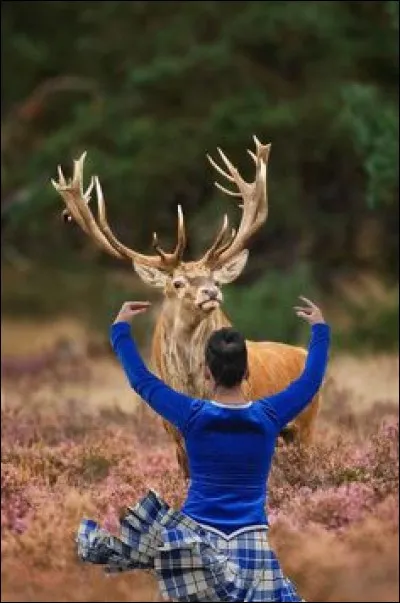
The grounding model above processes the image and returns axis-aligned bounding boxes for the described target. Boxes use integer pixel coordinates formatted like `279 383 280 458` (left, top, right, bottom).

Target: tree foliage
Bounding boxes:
1 1 398 283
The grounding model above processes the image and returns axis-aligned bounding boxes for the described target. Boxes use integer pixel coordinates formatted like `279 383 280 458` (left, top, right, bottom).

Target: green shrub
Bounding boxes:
223 264 316 344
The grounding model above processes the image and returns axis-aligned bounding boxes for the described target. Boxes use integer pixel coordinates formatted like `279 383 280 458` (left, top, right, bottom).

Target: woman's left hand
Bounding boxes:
113 301 151 324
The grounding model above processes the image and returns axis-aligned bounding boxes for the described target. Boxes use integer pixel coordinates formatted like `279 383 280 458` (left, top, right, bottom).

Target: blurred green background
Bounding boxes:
1 0 398 352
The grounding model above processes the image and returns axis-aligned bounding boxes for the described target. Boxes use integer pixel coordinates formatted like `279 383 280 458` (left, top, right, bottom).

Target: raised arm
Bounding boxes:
260 297 331 430
110 303 201 433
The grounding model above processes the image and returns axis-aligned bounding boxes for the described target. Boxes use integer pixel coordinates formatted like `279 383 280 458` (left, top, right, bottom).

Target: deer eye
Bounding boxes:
173 278 186 289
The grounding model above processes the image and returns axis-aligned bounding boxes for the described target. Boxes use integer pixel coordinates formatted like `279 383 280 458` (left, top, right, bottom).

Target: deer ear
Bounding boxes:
133 263 168 288
213 249 249 284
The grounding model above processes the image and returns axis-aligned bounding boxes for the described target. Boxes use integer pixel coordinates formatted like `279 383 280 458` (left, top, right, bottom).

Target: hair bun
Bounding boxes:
214 329 243 359
222 330 240 345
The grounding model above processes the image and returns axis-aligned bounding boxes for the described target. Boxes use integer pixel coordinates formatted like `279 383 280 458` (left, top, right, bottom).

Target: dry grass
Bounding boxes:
329 354 399 410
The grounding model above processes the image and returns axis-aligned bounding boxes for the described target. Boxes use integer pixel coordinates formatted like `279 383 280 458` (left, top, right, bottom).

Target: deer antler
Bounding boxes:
200 136 270 268
51 152 186 270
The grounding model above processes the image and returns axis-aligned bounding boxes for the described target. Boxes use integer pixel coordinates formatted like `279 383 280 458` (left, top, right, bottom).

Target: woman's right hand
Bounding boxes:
294 296 325 326
113 301 152 325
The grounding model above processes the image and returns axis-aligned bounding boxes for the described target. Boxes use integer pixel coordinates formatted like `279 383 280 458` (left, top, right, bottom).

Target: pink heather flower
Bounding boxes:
12 517 27 534
102 507 119 533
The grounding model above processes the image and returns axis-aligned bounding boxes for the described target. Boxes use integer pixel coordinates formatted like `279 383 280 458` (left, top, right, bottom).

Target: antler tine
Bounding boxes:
56 166 73 223
65 156 124 259
213 227 236 257
52 157 103 244
52 153 185 269
217 147 240 180
214 182 242 197
57 165 66 186
206 153 235 183
174 204 187 261
200 214 231 263
96 179 186 269
73 151 87 190
151 204 187 265
198 137 271 267
216 138 270 266
253 134 271 164
247 148 257 163
207 146 247 198
94 176 147 262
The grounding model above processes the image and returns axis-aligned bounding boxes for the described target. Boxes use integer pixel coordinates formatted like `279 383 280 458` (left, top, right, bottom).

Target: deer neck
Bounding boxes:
154 301 231 398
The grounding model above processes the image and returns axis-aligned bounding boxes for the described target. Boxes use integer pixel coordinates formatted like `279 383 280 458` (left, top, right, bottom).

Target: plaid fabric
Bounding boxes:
77 490 304 602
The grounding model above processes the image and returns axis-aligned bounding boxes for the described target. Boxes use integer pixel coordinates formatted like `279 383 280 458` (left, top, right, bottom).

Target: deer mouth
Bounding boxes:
199 299 220 311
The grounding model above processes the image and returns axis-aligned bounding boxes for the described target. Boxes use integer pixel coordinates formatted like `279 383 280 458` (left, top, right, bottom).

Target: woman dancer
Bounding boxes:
78 296 330 602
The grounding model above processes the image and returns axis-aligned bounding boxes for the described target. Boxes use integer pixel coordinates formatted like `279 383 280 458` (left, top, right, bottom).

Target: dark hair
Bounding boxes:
205 327 248 388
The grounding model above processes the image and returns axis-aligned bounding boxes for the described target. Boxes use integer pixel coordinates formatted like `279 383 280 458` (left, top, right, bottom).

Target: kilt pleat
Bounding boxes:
77 490 304 602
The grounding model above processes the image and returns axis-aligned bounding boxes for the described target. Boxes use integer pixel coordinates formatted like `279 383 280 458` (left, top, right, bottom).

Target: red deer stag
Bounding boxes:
51 137 322 478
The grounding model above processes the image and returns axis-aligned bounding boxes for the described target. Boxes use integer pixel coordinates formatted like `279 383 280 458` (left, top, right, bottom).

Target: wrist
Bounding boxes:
311 321 329 331
113 316 130 326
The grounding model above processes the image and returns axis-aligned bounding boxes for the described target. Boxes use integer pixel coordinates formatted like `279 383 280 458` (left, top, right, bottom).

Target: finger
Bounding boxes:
126 301 152 310
131 308 149 315
296 311 309 319
299 295 317 309
293 306 312 313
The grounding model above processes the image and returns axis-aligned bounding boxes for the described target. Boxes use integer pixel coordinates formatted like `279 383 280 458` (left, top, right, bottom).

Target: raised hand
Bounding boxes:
113 301 152 325
294 296 325 326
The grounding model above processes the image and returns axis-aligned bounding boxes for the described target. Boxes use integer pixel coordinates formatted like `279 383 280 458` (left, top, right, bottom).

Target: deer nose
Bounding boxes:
204 287 218 299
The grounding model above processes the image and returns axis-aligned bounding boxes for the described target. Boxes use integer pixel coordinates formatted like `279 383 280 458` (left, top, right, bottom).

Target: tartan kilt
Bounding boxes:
77 489 304 602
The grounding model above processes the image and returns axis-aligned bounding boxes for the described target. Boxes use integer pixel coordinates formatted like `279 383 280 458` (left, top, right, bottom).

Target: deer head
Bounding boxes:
51 137 270 325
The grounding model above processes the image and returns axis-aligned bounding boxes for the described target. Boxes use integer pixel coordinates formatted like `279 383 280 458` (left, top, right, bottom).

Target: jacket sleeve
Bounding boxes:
260 323 331 431
110 322 201 433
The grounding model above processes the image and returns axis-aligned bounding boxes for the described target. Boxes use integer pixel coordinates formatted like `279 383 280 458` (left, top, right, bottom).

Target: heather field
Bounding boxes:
1 326 399 603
